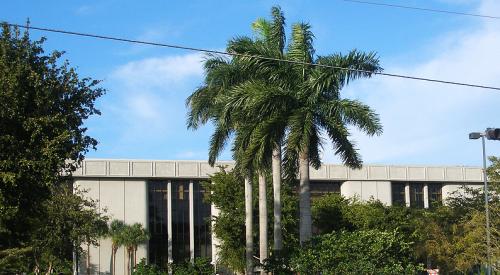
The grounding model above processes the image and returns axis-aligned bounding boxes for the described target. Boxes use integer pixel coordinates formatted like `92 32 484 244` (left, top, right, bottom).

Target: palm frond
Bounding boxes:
318 98 383 136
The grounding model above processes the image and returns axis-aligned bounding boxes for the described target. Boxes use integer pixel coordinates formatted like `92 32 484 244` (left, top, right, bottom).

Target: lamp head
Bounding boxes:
469 132 482 140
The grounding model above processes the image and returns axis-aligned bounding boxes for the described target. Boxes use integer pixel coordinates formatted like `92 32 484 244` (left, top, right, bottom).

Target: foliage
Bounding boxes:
0 23 105 273
133 259 166 275
290 230 422 275
170 257 214 275
202 167 246 273
203 168 299 273
422 156 500 273
108 220 149 275
30 186 108 273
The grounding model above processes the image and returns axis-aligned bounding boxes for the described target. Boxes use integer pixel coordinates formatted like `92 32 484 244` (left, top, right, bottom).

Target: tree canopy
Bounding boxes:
0 24 107 273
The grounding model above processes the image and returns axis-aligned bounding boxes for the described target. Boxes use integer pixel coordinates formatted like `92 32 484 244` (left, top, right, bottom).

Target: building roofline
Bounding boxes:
72 159 483 183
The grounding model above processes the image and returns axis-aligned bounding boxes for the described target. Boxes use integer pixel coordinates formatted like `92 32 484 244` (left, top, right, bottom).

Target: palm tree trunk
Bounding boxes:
112 247 116 275
245 176 254 275
272 146 282 252
127 248 131 275
87 243 91 275
299 148 312 245
258 173 268 274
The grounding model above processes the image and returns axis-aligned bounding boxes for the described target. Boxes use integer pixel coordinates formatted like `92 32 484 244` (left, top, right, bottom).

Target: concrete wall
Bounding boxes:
75 178 148 275
341 181 392 205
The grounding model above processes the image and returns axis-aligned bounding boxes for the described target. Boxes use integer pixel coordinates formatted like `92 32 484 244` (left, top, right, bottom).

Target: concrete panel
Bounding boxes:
99 238 126 275
74 180 100 273
349 167 368 180
74 162 84 176
85 161 107 176
155 162 176 177
74 179 100 203
427 167 445 181
408 167 425 180
389 167 406 180
99 179 125 220
79 243 100 274
99 179 125 274
465 168 482 181
329 165 348 179
446 167 463 181
132 162 153 177
368 166 388 180
376 181 392 205
124 180 148 263
109 161 129 176
310 165 327 179
361 181 377 201
200 163 218 177
178 162 198 177
341 181 362 199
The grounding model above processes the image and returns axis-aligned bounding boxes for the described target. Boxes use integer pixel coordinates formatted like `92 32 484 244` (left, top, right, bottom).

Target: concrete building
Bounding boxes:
74 159 484 274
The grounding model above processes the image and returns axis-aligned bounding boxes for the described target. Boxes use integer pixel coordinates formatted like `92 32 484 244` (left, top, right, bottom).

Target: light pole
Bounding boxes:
469 128 500 275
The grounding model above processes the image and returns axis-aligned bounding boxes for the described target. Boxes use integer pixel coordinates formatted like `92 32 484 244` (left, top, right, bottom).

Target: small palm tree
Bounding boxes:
126 223 149 274
109 220 126 275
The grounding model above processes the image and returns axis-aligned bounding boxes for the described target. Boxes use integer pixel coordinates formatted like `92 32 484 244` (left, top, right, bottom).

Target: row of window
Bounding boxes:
148 180 212 268
392 182 442 208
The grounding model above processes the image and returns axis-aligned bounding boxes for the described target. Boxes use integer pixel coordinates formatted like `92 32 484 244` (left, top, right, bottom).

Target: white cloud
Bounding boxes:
323 0 500 166
111 52 204 89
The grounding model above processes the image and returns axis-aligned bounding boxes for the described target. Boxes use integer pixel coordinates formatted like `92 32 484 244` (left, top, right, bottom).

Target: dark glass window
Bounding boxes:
172 181 190 262
194 181 212 259
429 183 443 207
148 181 169 269
391 182 406 206
310 181 340 199
410 183 425 208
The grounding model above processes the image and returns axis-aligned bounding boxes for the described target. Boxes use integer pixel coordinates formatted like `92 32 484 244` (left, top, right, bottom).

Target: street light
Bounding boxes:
469 128 500 275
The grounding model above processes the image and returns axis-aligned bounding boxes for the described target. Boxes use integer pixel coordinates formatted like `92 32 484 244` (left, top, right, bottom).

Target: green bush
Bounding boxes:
291 230 423 275
133 259 166 275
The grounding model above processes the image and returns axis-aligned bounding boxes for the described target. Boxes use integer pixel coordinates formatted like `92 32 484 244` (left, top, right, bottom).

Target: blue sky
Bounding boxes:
2 0 500 166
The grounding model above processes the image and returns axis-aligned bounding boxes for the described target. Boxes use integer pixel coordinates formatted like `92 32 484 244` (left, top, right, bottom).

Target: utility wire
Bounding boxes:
3 22 500 91
338 0 500 20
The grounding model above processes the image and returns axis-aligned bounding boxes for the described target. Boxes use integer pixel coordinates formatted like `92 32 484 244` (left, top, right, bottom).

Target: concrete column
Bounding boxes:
167 180 173 264
189 180 195 262
211 181 220 269
405 182 411 207
423 183 429 209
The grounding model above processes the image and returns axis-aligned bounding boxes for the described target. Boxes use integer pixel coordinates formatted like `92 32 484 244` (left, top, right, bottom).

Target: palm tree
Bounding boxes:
109 220 125 275
223 22 383 245
121 223 149 275
186 55 257 274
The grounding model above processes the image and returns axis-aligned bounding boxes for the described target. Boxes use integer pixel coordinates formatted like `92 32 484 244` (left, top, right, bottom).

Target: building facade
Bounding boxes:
74 159 483 274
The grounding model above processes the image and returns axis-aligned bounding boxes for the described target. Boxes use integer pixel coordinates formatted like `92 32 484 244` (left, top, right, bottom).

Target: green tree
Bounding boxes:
0 24 105 273
222 16 382 246
30 186 108 274
122 223 149 275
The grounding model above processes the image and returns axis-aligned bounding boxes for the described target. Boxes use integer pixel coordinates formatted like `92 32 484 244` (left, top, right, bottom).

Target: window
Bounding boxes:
310 181 340 199
172 181 190 262
194 181 212 258
429 183 442 207
410 183 425 208
148 181 169 269
391 182 406 206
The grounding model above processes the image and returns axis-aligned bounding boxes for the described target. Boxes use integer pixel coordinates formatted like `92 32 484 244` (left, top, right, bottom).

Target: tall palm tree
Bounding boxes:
186 55 257 274
223 22 383 245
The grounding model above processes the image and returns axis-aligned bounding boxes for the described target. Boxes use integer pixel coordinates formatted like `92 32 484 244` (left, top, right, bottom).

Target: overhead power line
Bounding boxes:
3 22 500 92
338 0 500 20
